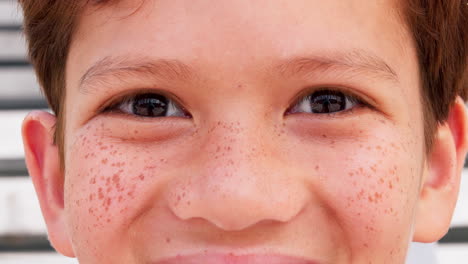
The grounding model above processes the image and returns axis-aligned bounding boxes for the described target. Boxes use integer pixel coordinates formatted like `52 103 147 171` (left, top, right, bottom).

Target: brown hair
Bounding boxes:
403 0 468 151
18 1 84 164
19 0 468 165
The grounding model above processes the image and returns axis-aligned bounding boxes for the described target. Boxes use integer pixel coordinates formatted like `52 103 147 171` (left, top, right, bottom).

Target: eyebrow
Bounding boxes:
270 50 399 83
79 50 398 93
79 56 197 93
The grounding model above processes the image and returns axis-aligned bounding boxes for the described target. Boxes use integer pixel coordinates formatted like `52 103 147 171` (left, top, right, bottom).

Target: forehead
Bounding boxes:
70 0 412 79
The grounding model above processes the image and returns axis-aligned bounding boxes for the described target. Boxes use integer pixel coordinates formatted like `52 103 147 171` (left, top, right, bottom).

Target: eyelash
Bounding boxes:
286 88 369 116
100 88 370 118
101 91 190 118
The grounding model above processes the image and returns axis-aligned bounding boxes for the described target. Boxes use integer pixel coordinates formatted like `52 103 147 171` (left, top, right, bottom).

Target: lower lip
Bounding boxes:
155 254 319 264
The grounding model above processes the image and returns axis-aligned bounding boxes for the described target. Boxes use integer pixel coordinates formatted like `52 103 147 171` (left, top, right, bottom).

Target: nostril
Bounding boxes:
167 185 309 232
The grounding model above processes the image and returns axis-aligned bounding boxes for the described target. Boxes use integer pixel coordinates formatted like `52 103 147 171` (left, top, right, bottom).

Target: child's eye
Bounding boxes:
104 93 189 118
288 89 362 115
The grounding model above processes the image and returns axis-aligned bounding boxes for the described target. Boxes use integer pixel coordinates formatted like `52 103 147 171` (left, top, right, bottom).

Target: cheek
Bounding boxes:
63 125 173 256
287 116 423 260
316 134 421 256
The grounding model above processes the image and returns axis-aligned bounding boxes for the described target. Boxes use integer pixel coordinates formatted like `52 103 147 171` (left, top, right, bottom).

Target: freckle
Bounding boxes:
101 158 108 164
376 145 382 150
374 192 382 201
379 178 384 183
105 197 111 207
322 134 327 138
349 172 354 177
388 181 393 189
315 165 319 170
187 201 191 205
166 237 171 243
85 154 89 159
134 130 139 134
112 173 120 183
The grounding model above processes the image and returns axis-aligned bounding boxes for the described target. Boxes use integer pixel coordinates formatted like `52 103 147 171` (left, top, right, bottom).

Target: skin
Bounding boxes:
21 0 468 263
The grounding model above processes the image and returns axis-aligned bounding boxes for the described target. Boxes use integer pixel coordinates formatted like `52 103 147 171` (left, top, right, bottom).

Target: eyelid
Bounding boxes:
286 86 376 114
97 88 189 115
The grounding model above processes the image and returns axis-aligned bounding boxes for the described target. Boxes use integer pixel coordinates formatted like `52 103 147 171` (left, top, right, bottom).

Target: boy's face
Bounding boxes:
24 0 462 263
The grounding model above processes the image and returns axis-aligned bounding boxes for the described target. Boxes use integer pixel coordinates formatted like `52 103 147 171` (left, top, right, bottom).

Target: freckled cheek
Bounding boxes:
316 140 421 247
64 134 170 235
282 126 420 261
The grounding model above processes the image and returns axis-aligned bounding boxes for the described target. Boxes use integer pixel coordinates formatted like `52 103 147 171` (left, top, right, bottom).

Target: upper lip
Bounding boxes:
154 253 320 264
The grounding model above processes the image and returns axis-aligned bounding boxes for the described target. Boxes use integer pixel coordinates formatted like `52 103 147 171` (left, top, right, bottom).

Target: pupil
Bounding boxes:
310 91 345 113
132 94 168 117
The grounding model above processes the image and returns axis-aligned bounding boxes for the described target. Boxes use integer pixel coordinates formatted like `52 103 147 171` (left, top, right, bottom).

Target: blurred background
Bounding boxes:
0 0 467 263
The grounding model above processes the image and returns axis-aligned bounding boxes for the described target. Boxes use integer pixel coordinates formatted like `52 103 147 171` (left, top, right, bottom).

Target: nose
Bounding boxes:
165 118 309 231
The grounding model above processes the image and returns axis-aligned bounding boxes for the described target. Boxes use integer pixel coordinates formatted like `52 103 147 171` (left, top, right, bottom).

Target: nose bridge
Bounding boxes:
166 116 309 231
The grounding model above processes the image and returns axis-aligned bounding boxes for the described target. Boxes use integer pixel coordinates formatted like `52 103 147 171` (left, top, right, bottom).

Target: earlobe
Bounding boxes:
413 97 468 242
22 111 75 257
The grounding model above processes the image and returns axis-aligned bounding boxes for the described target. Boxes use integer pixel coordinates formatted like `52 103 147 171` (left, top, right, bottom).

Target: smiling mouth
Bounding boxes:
154 253 320 264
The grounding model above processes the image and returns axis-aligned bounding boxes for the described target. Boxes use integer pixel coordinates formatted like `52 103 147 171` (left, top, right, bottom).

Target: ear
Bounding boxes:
413 97 468 242
22 111 75 257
